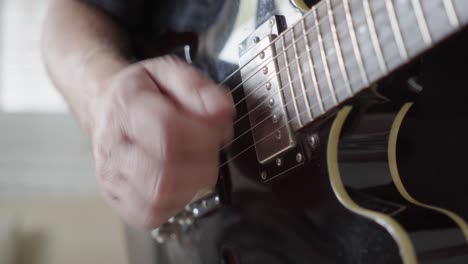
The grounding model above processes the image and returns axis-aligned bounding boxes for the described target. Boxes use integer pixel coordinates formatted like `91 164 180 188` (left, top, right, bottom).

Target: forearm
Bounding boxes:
42 0 130 135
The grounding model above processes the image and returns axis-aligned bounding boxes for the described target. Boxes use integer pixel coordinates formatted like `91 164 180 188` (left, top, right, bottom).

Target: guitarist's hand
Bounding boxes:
92 56 234 228
42 0 234 229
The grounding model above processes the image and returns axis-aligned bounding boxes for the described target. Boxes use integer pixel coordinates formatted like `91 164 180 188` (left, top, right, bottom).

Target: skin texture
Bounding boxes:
42 0 234 228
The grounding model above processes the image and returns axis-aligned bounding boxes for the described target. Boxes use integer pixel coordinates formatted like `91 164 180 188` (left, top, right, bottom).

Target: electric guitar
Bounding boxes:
145 0 468 263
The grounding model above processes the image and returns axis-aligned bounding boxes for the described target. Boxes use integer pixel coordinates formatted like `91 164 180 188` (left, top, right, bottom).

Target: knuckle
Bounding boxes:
185 69 211 90
156 55 210 88
94 149 125 187
103 190 120 202
158 54 184 66
95 163 114 186
116 64 146 87
142 55 182 75
105 65 150 106
95 157 111 178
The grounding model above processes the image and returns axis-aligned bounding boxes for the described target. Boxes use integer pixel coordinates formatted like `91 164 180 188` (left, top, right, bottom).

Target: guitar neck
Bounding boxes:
274 0 468 131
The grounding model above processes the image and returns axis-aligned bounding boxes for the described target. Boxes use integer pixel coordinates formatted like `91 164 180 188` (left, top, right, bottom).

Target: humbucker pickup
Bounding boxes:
239 35 296 164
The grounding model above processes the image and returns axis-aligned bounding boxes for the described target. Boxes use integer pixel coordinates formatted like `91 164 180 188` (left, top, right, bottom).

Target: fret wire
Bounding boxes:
411 0 432 45
281 35 303 127
220 46 402 168
363 0 388 74
232 14 368 130
343 0 369 85
327 0 353 95
443 0 460 28
385 0 409 60
222 0 467 163
313 6 338 105
291 27 314 120
219 0 333 103
301 19 326 114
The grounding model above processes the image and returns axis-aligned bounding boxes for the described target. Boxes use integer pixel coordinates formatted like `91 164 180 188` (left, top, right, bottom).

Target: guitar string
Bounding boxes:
220 71 357 151
222 2 387 150
228 14 361 134
230 8 356 122
217 12 429 170
218 64 374 170
226 0 391 128
218 0 340 99
218 69 360 169
220 58 365 152
222 0 441 151
227 0 440 125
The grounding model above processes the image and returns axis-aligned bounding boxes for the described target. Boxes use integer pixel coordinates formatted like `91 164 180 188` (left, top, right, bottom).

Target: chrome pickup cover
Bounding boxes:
239 35 295 164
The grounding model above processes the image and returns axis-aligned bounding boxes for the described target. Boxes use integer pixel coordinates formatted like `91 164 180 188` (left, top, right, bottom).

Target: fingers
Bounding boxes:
115 59 234 145
95 121 219 229
92 58 232 229
94 141 151 227
126 88 225 158
140 56 235 122
94 87 220 228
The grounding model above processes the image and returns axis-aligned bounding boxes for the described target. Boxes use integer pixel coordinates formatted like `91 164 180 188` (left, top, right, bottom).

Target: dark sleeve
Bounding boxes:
78 0 226 59
78 0 162 59
78 0 157 32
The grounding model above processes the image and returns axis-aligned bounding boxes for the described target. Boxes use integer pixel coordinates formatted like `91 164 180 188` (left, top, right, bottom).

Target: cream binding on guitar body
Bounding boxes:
149 1 468 263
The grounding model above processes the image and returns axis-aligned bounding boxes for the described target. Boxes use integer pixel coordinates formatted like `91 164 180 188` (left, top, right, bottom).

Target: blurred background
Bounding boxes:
0 0 127 263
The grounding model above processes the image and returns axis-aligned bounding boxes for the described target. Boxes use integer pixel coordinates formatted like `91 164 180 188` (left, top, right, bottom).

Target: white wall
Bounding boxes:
0 113 128 264
0 0 67 112
0 112 97 198
0 0 129 263
0 199 128 264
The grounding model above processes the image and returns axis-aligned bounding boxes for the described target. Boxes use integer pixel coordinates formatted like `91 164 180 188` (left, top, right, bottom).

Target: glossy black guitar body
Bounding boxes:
141 0 468 263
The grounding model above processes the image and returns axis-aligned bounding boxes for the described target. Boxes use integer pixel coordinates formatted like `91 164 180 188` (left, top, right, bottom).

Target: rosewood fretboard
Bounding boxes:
273 0 468 131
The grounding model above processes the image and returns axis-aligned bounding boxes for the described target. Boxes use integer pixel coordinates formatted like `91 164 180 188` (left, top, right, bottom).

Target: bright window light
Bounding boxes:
0 0 67 112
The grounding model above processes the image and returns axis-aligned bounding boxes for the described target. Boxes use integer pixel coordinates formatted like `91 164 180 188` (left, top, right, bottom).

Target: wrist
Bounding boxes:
81 48 129 137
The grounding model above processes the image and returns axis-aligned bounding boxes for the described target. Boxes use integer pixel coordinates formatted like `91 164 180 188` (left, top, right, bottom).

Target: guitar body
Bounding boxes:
143 0 468 263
